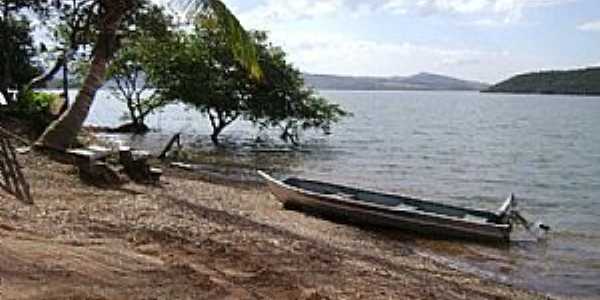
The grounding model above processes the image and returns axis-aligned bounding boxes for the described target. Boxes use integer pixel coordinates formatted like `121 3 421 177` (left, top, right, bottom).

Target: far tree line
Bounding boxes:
0 0 350 148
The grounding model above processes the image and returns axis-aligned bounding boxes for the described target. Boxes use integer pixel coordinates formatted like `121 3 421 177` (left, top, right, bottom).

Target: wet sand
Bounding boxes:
0 152 549 299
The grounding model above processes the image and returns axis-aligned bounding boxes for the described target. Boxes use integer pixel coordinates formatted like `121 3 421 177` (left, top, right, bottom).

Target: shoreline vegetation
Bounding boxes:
485 67 600 96
0 126 550 299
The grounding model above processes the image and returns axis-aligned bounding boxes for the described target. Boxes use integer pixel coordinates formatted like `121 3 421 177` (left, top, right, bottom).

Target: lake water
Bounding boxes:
85 89 600 298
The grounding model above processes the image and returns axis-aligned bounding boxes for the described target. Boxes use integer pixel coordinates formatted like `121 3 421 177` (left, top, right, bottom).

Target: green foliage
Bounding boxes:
15 90 56 114
107 2 174 131
145 19 350 145
0 17 40 91
6 90 60 130
51 0 98 47
32 0 261 150
172 0 261 78
0 1 54 14
142 24 242 144
486 67 600 95
1 1 92 94
245 34 351 145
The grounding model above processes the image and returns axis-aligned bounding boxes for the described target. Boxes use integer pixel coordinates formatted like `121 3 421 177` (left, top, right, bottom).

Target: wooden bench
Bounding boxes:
66 145 162 185
66 148 110 163
67 146 122 186
119 147 162 184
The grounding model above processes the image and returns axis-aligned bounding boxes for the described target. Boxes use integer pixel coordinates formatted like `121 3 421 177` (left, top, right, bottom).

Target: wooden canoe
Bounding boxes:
258 171 515 243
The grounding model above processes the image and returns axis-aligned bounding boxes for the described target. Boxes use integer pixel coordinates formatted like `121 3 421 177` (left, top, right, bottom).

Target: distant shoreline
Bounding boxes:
316 89 482 92
481 90 600 97
304 72 489 91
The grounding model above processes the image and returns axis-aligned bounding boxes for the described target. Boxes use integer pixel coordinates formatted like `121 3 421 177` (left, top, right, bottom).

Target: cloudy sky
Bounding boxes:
213 0 599 83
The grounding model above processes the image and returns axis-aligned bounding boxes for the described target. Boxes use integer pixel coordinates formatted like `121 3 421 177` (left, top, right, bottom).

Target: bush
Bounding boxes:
17 91 56 114
9 90 61 131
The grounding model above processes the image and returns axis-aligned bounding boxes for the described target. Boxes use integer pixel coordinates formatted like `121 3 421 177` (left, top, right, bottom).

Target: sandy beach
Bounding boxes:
0 150 555 300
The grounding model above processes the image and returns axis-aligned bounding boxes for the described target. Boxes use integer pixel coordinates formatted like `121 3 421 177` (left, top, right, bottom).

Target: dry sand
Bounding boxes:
0 152 550 299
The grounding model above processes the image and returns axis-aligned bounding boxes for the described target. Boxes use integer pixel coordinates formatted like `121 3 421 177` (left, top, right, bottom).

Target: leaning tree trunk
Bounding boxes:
21 54 65 93
35 2 131 150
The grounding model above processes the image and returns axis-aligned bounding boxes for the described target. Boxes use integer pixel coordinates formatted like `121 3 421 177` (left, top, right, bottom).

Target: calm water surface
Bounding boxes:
85 90 600 298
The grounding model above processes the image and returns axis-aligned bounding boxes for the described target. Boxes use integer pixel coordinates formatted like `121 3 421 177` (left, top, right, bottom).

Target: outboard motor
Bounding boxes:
507 194 550 241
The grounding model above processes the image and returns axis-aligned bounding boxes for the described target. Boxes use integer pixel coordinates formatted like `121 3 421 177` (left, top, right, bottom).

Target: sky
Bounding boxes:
204 0 600 84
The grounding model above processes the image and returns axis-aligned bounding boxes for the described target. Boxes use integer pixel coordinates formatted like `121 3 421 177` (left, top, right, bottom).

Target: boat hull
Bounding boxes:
259 171 511 243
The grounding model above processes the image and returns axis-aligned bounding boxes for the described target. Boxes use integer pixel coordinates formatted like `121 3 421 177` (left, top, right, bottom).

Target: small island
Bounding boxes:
485 67 600 96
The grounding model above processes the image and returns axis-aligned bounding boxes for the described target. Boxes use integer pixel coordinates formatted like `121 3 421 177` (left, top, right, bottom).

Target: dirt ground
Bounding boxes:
0 152 550 299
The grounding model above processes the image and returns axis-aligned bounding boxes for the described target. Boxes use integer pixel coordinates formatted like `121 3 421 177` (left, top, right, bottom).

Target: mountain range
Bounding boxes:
302 72 489 91
46 71 490 92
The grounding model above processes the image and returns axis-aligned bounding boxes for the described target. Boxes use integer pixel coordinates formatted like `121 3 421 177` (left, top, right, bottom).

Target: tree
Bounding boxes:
244 33 350 146
0 0 47 102
35 0 260 150
33 0 135 150
25 0 98 98
144 18 252 145
148 20 349 146
106 4 174 133
107 46 157 133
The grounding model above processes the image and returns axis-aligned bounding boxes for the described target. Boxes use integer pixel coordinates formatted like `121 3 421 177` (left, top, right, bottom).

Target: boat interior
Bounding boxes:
283 177 502 224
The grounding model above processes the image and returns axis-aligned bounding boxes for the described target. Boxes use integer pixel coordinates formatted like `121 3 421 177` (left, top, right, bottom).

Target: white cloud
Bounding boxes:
470 18 506 27
232 0 575 30
266 30 538 82
382 0 574 24
577 20 600 32
237 0 343 28
383 0 573 15
384 0 489 15
349 3 375 18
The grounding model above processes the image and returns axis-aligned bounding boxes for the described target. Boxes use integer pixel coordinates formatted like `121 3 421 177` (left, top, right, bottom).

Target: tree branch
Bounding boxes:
25 54 65 89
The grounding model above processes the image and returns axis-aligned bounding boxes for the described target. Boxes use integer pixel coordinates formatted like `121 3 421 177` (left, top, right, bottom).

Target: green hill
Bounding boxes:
485 67 600 96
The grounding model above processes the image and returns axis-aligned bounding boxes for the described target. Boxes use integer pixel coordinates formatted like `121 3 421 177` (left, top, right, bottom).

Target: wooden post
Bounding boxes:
119 146 161 183
158 133 181 160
